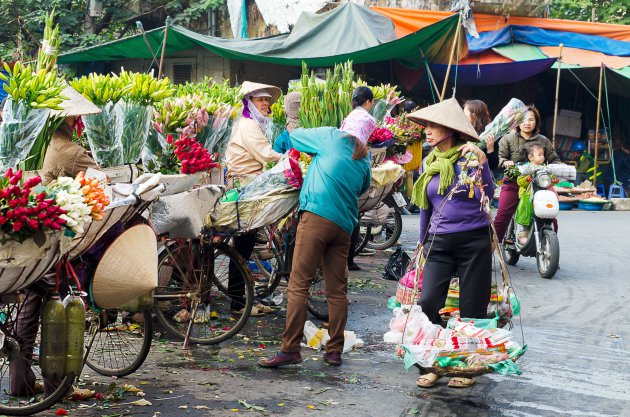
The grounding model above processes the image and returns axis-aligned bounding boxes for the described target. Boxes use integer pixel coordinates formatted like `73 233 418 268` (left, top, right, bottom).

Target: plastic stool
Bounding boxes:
597 184 606 197
608 184 626 198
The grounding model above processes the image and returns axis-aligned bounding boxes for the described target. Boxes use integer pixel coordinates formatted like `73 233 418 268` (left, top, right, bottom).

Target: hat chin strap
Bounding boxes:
430 132 453 148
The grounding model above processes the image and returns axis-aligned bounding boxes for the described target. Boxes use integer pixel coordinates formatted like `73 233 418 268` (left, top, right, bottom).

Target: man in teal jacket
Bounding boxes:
259 108 375 368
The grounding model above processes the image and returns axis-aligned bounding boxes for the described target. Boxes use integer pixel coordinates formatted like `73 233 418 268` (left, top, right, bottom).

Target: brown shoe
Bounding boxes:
257 352 302 368
323 351 342 366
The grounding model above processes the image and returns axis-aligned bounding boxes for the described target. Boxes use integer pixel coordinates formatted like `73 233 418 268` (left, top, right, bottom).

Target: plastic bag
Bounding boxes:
361 204 391 227
142 129 169 172
515 190 533 226
0 98 50 172
239 156 303 200
479 98 527 149
382 248 411 281
83 102 123 168
201 107 234 154
400 269 422 290
114 101 152 164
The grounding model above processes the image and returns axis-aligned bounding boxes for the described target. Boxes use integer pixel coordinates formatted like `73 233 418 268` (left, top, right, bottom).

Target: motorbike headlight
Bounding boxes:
536 173 552 188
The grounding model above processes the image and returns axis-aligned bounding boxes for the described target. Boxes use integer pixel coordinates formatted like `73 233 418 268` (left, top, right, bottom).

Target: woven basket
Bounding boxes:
416 355 521 378
369 147 387 167
395 283 420 305
402 141 423 171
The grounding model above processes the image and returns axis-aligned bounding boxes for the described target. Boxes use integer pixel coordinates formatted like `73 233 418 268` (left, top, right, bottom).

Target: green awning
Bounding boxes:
493 44 547 61
58 4 460 66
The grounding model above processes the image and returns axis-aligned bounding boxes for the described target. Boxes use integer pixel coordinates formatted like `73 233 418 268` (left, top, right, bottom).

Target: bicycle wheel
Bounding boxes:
307 269 329 321
84 309 152 377
0 294 73 416
251 233 284 298
366 204 403 250
154 240 254 345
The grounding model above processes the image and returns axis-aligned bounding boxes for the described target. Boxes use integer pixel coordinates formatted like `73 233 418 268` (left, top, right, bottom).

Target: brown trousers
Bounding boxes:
281 212 351 354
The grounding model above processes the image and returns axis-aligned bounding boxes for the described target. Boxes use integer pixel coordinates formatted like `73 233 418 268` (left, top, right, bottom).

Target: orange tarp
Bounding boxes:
540 46 630 69
371 7 630 42
459 50 512 65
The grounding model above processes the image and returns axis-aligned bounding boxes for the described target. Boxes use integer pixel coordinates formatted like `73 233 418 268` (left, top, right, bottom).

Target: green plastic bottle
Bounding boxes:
41 292 67 379
65 296 85 377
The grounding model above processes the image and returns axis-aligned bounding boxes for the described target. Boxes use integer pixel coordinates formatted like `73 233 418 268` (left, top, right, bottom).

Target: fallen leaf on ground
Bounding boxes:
238 399 265 411
193 405 210 410
129 399 152 406
178 405 188 409
307 404 316 410
123 384 143 393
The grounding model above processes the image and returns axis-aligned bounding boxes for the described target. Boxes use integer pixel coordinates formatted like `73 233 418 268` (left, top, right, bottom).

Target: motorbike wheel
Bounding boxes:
537 229 560 279
366 205 403 251
354 225 371 256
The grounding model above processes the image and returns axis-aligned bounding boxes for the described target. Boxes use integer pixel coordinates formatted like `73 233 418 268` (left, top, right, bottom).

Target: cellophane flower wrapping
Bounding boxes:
239 156 303 200
115 101 153 164
479 98 527 149
200 105 235 155
83 102 123 168
0 98 50 173
47 177 92 235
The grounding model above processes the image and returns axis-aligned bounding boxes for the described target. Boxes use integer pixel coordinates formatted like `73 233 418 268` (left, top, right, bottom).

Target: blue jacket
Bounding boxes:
289 127 371 235
273 130 292 154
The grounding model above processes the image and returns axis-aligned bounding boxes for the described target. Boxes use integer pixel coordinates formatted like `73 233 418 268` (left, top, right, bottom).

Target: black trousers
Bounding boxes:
228 233 257 310
347 224 360 266
419 227 492 325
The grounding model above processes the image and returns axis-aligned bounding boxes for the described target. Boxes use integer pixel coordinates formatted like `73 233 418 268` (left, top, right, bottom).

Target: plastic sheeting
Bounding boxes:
254 0 329 34
429 57 555 86
58 4 458 66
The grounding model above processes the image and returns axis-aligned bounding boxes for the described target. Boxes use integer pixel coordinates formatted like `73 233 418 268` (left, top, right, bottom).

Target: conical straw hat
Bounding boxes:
92 224 158 309
51 84 101 117
407 97 479 141
239 81 281 105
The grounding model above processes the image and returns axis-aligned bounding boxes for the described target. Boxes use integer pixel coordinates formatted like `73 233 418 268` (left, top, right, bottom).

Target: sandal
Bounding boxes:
447 377 476 388
416 373 441 388
68 387 95 401
232 306 265 317
254 303 274 314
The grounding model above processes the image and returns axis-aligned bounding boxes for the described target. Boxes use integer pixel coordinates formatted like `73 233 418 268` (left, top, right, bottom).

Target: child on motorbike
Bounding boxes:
515 142 546 244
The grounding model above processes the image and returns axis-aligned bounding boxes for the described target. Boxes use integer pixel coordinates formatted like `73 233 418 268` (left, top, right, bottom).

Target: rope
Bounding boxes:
452 20 461 99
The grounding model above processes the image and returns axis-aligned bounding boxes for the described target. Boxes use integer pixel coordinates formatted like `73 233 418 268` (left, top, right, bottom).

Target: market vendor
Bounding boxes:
11 86 99 400
493 106 561 242
408 98 493 389
41 86 100 183
273 91 300 154
464 100 499 170
347 86 375 271
257 107 375 368
225 81 283 317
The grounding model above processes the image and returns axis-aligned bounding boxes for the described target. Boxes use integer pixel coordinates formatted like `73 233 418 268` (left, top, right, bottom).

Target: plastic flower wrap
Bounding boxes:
47 177 92 235
479 98 527 149
239 157 303 200
368 126 395 147
0 169 67 242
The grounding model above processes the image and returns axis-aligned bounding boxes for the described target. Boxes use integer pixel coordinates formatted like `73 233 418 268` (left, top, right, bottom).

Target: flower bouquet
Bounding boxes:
239 156 303 200
72 73 127 167
479 98 527 149
366 84 404 124
116 71 175 163
368 126 395 148
0 61 67 172
288 148 312 177
46 176 92 235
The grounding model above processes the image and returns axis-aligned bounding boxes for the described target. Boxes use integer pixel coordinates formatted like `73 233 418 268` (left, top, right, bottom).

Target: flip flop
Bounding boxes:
448 377 476 388
254 303 274 314
416 373 441 388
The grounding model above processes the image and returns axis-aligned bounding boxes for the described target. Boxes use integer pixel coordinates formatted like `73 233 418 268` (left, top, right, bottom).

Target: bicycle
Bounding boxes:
153 235 254 346
250 215 329 321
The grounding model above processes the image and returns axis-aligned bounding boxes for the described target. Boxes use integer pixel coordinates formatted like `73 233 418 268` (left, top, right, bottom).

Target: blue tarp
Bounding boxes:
430 57 556 86
0 73 7 103
467 26 630 57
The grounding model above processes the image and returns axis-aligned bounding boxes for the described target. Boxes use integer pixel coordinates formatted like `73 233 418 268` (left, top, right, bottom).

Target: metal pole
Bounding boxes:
440 13 462 102
552 43 563 148
158 18 170 79
593 64 604 188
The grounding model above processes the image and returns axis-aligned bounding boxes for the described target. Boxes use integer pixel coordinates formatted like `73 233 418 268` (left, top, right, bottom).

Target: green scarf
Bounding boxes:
411 141 466 209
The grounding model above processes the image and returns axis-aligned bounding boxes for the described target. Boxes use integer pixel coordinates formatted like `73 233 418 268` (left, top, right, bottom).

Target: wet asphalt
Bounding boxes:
34 211 629 417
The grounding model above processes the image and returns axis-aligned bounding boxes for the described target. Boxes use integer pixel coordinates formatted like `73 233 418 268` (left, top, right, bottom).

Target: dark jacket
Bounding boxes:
498 132 561 168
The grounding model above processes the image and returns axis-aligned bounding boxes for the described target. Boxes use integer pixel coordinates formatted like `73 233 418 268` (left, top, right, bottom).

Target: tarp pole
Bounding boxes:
552 43 563 148
593 63 604 189
440 13 462 102
158 18 170 79
419 48 439 102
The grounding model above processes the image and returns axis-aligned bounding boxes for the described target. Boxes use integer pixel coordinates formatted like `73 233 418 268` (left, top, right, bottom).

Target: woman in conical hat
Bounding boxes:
407 98 494 389
225 81 283 317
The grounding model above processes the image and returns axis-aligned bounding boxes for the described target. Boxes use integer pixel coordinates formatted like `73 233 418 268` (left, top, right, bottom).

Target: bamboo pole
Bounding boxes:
593 64 604 188
552 43 563 148
440 13 462 102
419 48 440 102
158 18 170 79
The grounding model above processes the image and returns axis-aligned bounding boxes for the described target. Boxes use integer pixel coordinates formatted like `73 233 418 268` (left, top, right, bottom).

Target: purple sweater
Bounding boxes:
419 158 494 243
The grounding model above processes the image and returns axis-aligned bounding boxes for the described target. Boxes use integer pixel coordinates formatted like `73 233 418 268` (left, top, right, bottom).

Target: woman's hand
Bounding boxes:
458 143 487 165
485 134 496 153
503 160 515 168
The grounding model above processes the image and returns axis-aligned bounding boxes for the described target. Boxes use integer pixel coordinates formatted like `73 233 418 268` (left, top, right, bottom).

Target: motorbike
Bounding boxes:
356 180 405 254
503 164 565 279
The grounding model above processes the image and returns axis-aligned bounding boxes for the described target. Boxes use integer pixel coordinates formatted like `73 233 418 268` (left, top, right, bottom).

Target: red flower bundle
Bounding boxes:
368 127 394 144
0 169 67 242
173 135 220 174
